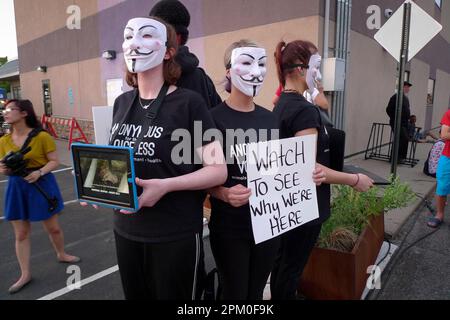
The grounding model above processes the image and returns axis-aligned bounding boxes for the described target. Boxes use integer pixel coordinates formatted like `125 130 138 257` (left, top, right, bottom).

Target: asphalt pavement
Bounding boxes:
1 139 448 300
369 195 450 300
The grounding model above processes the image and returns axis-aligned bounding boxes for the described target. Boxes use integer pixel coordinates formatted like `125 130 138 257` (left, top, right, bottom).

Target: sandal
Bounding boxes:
427 217 443 228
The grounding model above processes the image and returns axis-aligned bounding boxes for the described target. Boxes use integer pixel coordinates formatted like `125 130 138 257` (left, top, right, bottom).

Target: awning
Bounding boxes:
0 59 19 81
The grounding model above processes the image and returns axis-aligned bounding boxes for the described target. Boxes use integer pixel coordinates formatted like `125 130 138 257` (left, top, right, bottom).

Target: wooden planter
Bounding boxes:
299 214 385 300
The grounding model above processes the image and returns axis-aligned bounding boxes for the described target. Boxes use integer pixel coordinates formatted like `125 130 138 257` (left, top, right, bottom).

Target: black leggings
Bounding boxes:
270 223 322 300
114 231 202 300
210 232 280 300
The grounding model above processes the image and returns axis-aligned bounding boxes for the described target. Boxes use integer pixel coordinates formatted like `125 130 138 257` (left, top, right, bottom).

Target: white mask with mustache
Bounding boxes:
307 53 322 85
122 17 167 73
230 47 267 97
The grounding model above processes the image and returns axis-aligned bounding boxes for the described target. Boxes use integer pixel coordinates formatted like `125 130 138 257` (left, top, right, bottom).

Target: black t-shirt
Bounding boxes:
110 88 216 243
208 102 278 239
272 92 331 225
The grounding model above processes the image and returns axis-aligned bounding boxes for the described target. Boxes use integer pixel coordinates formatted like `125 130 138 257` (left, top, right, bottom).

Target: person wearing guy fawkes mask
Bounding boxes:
149 0 222 109
149 0 223 299
273 53 329 110
271 40 373 300
274 52 345 172
101 16 227 300
207 40 327 300
305 53 346 172
303 53 330 111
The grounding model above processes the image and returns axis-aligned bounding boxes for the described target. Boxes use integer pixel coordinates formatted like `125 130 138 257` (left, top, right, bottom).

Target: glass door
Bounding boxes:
42 79 52 116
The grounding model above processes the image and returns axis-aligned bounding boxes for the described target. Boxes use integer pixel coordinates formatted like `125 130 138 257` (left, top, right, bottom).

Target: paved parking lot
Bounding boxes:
2 151 446 300
0 167 216 300
0 167 123 300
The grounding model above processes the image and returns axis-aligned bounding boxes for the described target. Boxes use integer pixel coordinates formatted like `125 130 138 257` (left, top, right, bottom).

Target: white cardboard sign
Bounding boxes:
92 106 113 145
247 135 320 244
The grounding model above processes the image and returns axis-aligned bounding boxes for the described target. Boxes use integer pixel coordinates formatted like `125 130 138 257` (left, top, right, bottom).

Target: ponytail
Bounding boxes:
274 41 287 87
274 40 318 87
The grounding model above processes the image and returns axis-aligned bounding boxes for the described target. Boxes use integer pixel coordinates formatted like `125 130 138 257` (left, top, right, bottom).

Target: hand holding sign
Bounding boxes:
247 135 320 244
312 165 326 186
225 184 252 208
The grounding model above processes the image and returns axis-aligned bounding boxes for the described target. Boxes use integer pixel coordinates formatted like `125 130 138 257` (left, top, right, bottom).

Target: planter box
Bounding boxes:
299 214 385 300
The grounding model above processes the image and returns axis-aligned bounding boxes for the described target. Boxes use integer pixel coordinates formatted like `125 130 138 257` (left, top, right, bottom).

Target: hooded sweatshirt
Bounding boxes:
175 46 222 109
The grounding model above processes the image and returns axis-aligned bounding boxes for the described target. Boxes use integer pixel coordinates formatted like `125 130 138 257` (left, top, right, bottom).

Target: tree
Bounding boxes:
0 57 11 93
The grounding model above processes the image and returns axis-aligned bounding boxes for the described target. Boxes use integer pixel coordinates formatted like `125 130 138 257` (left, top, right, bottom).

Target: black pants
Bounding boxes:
399 126 409 160
390 125 409 160
210 232 280 300
195 228 207 300
270 223 322 300
114 231 202 300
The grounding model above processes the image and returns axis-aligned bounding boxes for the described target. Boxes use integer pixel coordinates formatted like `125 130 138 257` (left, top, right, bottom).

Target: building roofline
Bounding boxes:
0 59 20 80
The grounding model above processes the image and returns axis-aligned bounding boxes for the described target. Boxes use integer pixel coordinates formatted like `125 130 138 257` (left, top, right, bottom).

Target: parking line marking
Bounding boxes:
37 265 119 300
52 167 73 174
64 200 78 205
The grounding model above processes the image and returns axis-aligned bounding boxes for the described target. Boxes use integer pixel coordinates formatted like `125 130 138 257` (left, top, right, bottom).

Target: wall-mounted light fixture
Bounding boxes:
384 8 394 18
102 50 116 60
36 66 47 73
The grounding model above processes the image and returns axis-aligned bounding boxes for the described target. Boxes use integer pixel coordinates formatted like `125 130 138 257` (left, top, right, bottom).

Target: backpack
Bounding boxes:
327 126 346 172
313 107 340 171
423 140 445 178
423 152 435 177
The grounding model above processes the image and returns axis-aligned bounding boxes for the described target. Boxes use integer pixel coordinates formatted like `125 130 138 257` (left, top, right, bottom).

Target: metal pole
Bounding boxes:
332 0 342 126
391 3 411 177
323 0 330 60
342 0 352 131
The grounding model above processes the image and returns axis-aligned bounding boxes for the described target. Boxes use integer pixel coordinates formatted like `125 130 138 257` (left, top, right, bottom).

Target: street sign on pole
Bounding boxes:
373 0 442 177
391 3 411 178
374 0 442 63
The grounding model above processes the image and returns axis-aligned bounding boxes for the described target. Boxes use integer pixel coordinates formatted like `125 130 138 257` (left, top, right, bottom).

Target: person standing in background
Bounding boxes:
386 81 412 162
0 99 80 294
427 110 450 228
150 0 222 109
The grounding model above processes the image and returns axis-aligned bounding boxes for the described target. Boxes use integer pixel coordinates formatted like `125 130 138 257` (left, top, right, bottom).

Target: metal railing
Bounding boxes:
364 123 420 167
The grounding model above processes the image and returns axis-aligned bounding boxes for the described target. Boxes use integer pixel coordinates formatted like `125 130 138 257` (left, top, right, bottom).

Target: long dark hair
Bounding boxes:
5 99 43 130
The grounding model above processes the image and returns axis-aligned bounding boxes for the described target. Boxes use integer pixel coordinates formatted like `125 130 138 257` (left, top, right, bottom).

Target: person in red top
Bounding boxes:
428 109 450 228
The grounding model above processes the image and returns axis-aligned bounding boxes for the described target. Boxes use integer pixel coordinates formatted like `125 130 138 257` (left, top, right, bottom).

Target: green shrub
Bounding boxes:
317 176 415 251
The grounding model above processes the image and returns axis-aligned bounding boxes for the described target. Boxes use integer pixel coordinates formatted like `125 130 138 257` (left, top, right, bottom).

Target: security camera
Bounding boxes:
385 8 393 18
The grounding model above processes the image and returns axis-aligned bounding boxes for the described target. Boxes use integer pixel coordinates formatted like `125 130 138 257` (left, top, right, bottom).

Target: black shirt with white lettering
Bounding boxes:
209 102 278 239
111 88 216 243
272 92 331 225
